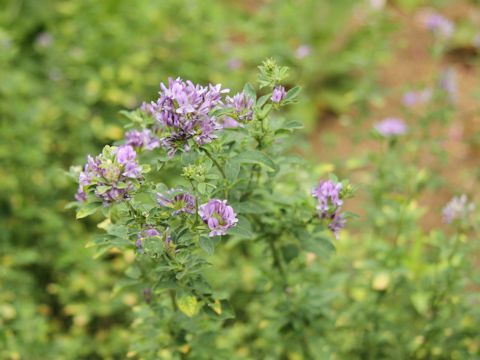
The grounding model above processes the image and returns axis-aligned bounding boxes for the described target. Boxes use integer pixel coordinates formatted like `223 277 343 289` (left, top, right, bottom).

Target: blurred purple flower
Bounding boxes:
402 89 432 107
295 45 311 59
439 68 458 104
375 118 408 137
125 129 160 150
198 199 238 236
228 58 242 70
442 195 475 224
312 180 343 215
328 211 346 239
312 179 347 238
271 86 286 103
424 12 454 39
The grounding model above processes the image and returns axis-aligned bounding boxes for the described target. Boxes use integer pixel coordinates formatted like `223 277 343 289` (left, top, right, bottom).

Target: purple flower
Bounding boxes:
116 145 137 164
295 45 311 59
271 86 287 103
312 179 348 238
312 180 343 215
223 91 255 128
228 58 242 70
76 145 143 204
198 199 238 237
442 195 475 224
141 78 228 156
424 12 454 39
157 189 196 215
125 129 160 150
402 89 432 107
439 68 458 104
374 118 408 137
328 211 346 239
75 187 87 202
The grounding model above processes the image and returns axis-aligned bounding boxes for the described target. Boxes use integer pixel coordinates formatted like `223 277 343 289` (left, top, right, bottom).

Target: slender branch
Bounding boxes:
169 289 178 311
201 147 226 180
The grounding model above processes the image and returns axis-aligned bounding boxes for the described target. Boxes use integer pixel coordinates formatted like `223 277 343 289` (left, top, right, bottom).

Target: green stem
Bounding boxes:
201 147 226 180
169 289 178 312
268 238 286 282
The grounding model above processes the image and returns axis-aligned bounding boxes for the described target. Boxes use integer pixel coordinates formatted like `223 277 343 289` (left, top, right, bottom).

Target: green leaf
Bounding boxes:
281 244 300 263
275 120 304 134
199 236 215 256
302 235 336 257
284 86 301 102
228 216 253 238
76 202 102 219
256 94 270 107
411 292 430 316
96 185 111 194
235 150 276 171
243 83 256 101
225 160 240 183
230 200 268 214
204 299 235 320
176 292 199 317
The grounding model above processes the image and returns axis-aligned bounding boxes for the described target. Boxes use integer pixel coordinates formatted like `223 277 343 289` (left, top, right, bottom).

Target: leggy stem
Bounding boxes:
201 147 226 180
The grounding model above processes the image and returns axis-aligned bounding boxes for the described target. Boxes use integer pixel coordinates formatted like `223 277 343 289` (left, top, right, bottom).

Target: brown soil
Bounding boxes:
311 2 480 231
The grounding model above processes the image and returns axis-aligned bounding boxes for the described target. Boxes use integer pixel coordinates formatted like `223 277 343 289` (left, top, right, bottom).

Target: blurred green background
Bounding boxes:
1 0 479 359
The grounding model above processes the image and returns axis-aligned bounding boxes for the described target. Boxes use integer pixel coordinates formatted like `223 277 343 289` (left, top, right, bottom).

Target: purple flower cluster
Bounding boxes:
223 92 255 128
271 86 287 103
75 145 142 204
125 129 160 150
402 89 432 107
157 189 196 215
442 195 475 224
374 118 408 137
424 12 454 39
312 180 346 239
142 77 228 156
198 199 238 237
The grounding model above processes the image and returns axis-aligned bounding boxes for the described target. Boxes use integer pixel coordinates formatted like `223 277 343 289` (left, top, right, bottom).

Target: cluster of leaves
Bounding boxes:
0 0 388 358
71 61 355 359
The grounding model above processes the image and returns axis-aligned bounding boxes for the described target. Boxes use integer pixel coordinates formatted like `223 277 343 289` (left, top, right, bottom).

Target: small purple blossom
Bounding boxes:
439 68 458 104
295 45 311 59
223 91 255 128
125 129 160 150
271 86 287 103
424 12 454 39
374 118 408 137
141 77 228 156
402 89 432 107
198 199 238 237
76 145 143 204
312 180 343 215
228 58 242 70
312 179 348 238
157 189 196 215
328 211 346 240
442 195 475 224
